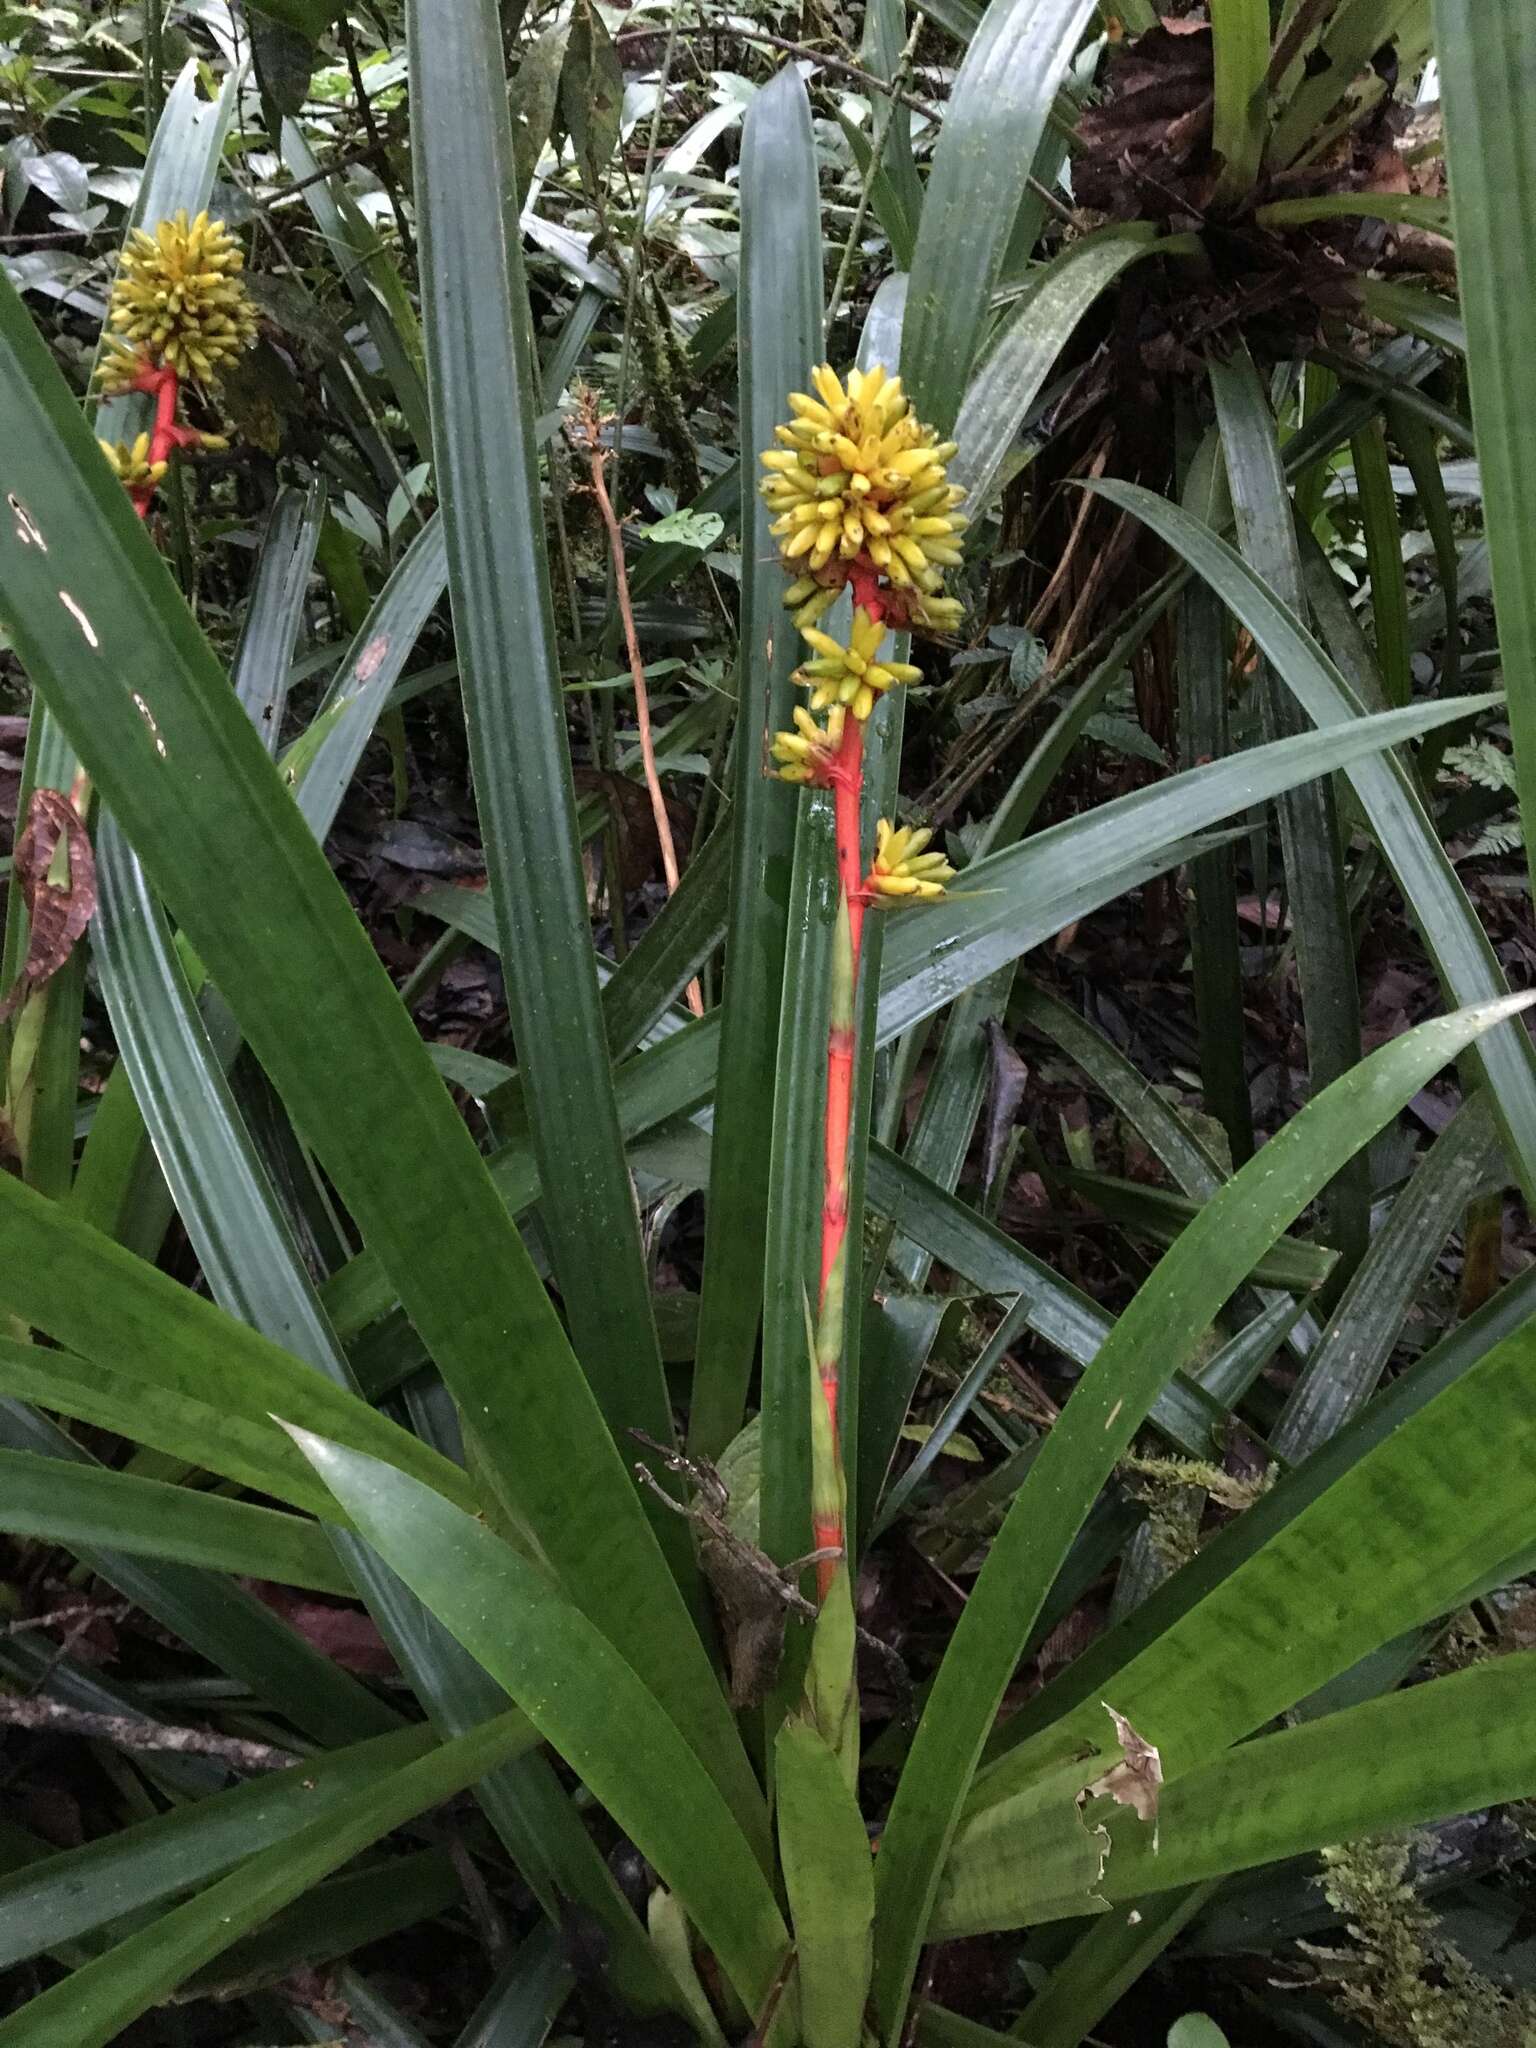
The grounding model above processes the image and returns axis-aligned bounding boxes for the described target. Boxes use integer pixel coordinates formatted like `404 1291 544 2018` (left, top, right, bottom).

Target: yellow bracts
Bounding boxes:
763 365 967 901
796 606 922 725
97 434 169 493
760 363 967 589
98 209 257 390
769 705 847 785
867 821 955 901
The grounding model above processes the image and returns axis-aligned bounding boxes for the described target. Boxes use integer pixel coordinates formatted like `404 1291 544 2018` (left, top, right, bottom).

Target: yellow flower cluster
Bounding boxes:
799 606 923 725
770 704 846 786
760 363 966 620
98 434 168 494
868 821 955 902
99 209 258 390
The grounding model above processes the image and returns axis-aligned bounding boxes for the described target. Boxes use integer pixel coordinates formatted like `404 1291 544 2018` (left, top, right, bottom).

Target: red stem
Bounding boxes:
820 713 865 1302
811 711 868 1601
810 566 887 1602
129 363 181 518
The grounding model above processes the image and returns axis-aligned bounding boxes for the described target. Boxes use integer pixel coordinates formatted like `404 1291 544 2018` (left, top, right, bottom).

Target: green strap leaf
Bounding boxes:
1434 0 1536 919
0 1169 473 1508
869 992 1531 2040
690 63 823 1459
1272 1092 1501 1458
1210 0 1271 205
232 484 325 745
775 1718 876 2048
902 0 1098 430
285 1427 791 2012
0 1400 399 1749
875 689 1501 1045
947 1655 1536 1930
0 1448 351 1591
973 1297 1536 1807
0 1339 341 1520
0 1723 448 1971
1015 1886 1215 2048
0 1712 533 2048
1101 1652 1536 1903
951 228 1157 512
1090 475 1536 1201
1210 345 1368 1281
0 263 754 1835
979 1262 1536 1772
407 0 682 1509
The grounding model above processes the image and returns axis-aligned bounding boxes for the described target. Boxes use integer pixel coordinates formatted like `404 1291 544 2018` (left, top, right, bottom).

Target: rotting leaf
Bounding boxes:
631 1430 819 1709
982 1016 1029 1189
509 20 572 204
0 788 95 1018
1086 1703 1163 1826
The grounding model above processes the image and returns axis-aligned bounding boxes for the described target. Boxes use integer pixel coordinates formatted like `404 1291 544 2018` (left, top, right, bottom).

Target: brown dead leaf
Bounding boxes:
1086 1703 1163 1824
982 1018 1029 1190
244 1583 398 1675
0 788 95 1018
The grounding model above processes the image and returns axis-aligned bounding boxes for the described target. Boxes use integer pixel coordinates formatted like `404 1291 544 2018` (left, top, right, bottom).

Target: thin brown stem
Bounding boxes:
574 402 704 1017
745 1946 798 2048
0 1694 297 1773
3 1597 131 1637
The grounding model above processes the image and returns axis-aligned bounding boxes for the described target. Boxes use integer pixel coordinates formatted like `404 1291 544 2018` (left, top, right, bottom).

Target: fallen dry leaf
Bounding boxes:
0 788 96 1018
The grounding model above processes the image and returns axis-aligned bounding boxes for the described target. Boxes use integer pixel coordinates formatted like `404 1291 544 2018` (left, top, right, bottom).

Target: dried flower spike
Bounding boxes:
100 208 257 389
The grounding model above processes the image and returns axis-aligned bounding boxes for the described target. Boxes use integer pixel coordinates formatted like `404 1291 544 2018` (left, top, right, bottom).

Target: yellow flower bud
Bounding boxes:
770 704 846 784
98 435 169 492
868 819 954 901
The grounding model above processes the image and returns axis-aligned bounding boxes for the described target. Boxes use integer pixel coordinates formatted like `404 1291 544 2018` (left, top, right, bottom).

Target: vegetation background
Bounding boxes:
3 0 1536 2042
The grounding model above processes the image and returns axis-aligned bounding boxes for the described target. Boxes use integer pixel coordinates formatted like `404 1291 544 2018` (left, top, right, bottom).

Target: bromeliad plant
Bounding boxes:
2 208 255 1184
8 4 1536 2047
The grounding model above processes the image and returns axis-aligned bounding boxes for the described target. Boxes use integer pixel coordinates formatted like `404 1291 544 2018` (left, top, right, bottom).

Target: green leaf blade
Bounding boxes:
902 0 1098 430
869 992 1532 2040
407 0 682 1504
286 1427 790 2012
690 64 823 1459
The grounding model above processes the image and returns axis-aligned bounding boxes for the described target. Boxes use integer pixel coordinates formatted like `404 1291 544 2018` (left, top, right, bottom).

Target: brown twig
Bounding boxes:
570 394 704 1018
250 129 407 212
0 1693 298 1774
3 1598 131 1638
744 1944 798 2048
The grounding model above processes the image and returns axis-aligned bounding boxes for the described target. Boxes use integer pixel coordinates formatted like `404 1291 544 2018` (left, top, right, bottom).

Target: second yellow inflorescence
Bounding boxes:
98 208 258 393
